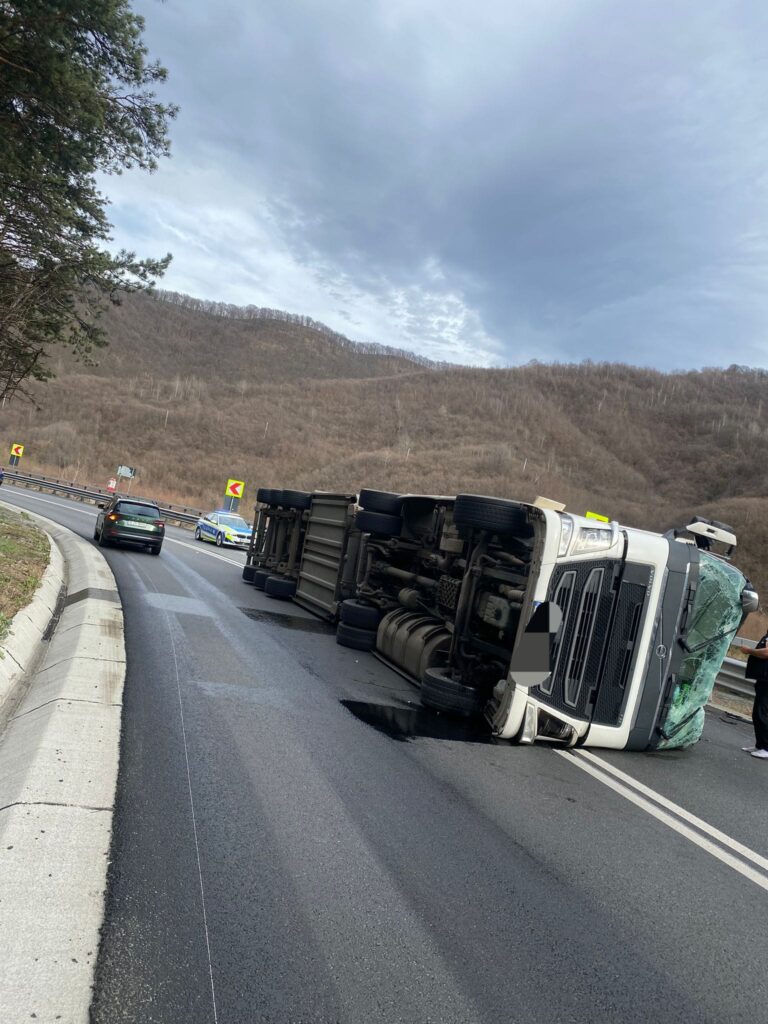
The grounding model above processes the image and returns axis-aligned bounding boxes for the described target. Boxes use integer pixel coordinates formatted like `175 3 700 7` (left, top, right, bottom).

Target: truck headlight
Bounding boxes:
558 515 574 556
572 525 614 555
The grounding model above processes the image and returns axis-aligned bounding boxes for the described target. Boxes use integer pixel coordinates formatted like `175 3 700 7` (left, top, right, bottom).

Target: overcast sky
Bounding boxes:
104 0 768 369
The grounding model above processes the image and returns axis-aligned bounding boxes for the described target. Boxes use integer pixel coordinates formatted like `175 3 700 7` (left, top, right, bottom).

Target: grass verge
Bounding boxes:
0 505 50 646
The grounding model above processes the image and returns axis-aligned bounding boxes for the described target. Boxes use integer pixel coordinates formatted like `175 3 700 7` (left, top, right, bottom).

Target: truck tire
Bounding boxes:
280 489 312 510
252 569 272 590
453 494 530 536
340 599 381 630
355 509 402 536
357 489 404 515
336 622 377 651
242 564 257 583
420 667 485 717
265 575 297 599
257 487 280 505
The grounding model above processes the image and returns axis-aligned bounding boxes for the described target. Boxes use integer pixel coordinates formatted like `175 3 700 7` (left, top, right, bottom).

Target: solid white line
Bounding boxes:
1 491 97 515
557 750 768 893
577 749 768 874
167 615 220 1023
131 559 219 1023
165 535 244 567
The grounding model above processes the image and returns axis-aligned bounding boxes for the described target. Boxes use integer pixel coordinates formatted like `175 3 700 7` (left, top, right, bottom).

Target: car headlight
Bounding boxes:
571 525 614 555
558 514 574 557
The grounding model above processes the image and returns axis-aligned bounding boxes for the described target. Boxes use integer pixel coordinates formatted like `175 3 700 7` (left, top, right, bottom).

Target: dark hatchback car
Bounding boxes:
94 498 165 555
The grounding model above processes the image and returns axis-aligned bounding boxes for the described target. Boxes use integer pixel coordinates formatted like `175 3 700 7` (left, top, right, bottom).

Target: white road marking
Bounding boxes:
3 489 244 566
129 559 219 1023
165 536 244 567
557 750 768 892
578 749 768 874
2 491 98 515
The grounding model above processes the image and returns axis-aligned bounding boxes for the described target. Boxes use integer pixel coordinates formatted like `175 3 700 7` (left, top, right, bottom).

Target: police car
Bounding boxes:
194 510 252 548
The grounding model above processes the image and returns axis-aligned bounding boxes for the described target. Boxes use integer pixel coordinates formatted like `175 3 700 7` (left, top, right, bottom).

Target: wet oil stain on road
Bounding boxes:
341 699 494 743
239 607 334 634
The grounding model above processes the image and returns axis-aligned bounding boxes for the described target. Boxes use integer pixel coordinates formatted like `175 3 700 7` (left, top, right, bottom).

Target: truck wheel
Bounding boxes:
357 489 404 515
257 487 280 505
265 575 297 599
252 569 272 590
280 489 312 511
453 494 530 536
340 599 381 630
336 622 377 651
242 565 257 583
355 509 402 536
420 667 485 717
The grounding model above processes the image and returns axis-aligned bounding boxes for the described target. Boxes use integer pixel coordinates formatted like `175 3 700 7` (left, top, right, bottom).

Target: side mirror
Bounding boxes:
509 601 563 689
98 503 105 509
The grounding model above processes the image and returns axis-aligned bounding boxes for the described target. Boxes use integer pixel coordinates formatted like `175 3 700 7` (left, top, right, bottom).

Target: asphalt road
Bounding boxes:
3 485 768 1024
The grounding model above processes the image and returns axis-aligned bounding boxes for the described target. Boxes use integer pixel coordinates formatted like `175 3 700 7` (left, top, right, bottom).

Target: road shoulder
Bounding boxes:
0 501 126 1024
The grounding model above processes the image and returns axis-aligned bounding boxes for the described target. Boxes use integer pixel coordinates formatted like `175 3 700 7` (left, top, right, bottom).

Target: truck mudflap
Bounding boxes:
652 552 747 750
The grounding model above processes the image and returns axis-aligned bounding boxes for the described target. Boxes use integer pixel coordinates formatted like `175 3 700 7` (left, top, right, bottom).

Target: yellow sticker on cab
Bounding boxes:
585 511 610 522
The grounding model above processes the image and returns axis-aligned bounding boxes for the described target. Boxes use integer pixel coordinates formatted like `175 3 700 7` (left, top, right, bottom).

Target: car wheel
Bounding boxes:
336 622 377 651
453 494 531 536
97 527 109 548
354 509 402 537
357 489 404 516
264 575 297 599
420 667 485 717
93 527 99 541
340 599 382 630
215 532 223 547
194 527 202 541
151 545 162 556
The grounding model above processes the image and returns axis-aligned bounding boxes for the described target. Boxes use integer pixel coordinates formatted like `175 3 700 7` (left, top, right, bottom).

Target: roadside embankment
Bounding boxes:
0 500 125 1024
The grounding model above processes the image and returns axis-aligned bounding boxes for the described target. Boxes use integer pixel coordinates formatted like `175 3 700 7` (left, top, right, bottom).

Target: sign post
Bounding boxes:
8 442 24 468
116 465 136 495
224 478 245 513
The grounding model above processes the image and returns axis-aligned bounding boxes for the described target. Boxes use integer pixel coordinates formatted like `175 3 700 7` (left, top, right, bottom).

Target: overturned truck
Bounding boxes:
244 488 757 752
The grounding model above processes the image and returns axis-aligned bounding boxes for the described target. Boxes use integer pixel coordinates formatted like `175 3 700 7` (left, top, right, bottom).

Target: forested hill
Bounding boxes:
1 289 766 601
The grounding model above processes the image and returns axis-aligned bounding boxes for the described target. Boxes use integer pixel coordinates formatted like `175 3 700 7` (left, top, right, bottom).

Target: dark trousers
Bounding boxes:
753 682 768 750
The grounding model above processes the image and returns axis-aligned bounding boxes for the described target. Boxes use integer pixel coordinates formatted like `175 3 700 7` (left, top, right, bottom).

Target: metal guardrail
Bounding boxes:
716 637 756 700
1 469 204 528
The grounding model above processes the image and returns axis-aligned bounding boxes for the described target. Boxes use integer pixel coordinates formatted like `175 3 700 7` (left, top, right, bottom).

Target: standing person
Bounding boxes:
742 632 768 759
0 466 4 486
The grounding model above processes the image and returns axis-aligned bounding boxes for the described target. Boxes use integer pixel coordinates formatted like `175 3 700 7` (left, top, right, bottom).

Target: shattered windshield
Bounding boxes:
657 552 746 749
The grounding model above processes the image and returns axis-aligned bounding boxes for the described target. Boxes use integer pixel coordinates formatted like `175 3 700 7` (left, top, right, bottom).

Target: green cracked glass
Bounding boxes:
656 552 746 750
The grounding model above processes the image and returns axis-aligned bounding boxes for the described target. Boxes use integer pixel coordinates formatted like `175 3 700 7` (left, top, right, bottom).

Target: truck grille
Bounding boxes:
591 581 647 726
530 558 653 727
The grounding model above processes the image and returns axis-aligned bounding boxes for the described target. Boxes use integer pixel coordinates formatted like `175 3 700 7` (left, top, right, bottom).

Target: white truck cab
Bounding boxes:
489 510 755 750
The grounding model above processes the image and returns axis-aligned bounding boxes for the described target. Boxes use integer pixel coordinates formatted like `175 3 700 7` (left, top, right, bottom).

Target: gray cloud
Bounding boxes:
110 0 768 368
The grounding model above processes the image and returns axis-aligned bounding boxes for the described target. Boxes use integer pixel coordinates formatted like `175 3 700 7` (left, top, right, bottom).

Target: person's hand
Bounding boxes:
740 645 753 655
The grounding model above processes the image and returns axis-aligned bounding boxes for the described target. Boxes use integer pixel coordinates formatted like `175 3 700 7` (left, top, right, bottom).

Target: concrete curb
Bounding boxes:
0 501 126 1024
0 518 65 734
